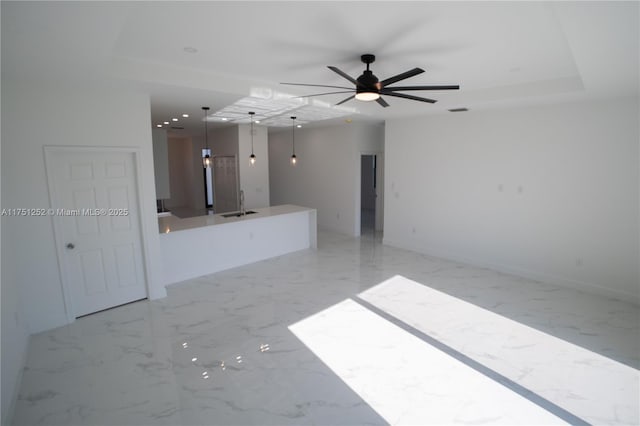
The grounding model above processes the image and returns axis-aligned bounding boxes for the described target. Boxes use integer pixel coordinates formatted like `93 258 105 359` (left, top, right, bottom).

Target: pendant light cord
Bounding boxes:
202 106 210 151
291 117 296 155
249 111 255 155
248 112 256 165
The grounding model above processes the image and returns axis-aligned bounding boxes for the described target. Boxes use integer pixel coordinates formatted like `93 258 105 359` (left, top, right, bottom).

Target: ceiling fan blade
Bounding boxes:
336 95 355 106
293 90 355 99
382 85 460 91
281 82 354 90
376 97 390 108
328 66 358 85
380 67 425 87
384 92 437 104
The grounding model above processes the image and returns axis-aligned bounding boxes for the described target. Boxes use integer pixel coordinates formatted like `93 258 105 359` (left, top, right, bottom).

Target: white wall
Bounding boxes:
238 124 270 209
0 218 30 424
269 122 384 236
1 77 31 422
210 125 238 157
2 80 166 337
152 128 170 200
384 98 639 302
0 6 30 421
355 121 385 153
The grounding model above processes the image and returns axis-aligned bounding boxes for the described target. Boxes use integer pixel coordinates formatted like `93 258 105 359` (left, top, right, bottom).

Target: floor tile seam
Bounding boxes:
351 295 589 426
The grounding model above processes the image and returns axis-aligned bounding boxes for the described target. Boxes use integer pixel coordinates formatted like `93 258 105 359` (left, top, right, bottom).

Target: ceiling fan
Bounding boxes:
282 54 459 108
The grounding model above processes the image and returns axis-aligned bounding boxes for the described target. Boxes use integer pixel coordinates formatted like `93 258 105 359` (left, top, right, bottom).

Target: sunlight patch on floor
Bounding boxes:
358 275 639 425
289 297 567 425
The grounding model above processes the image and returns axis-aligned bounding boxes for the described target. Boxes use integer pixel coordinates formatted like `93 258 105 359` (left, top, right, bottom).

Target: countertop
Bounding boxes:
158 204 314 234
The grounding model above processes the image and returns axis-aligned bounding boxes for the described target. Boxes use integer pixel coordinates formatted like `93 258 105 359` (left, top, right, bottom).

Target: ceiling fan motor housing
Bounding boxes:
356 70 380 93
357 54 380 93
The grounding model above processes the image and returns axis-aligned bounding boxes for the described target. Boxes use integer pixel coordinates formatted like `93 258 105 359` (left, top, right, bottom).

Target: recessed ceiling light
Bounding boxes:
345 118 353 123
182 113 189 118
221 118 228 121
164 121 170 125
156 124 162 127
297 124 302 128
183 46 198 53
172 118 178 121
255 120 260 124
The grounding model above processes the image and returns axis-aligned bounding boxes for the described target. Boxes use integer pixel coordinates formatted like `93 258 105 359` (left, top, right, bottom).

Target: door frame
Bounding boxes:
356 151 385 236
44 146 152 322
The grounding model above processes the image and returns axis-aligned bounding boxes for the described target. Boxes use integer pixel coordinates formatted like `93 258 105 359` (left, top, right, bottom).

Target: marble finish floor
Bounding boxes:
13 231 639 425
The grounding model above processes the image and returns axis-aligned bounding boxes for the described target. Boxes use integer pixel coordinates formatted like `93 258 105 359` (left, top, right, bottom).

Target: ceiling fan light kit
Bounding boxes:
355 91 380 102
282 54 459 108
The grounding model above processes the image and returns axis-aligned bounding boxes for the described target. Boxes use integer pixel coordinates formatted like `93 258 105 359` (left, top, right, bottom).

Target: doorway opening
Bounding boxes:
360 153 384 236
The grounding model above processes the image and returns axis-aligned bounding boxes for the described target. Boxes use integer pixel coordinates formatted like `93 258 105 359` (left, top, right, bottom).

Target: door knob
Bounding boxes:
66 243 75 250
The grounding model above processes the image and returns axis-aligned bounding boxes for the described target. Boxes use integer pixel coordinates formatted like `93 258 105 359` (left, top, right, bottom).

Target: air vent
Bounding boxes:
448 108 468 112
171 126 184 130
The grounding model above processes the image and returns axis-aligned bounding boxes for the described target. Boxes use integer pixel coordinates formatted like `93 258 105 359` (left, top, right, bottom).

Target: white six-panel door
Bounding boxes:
47 149 147 318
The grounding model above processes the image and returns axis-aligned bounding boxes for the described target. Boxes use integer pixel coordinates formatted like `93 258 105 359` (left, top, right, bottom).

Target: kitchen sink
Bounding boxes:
221 210 257 218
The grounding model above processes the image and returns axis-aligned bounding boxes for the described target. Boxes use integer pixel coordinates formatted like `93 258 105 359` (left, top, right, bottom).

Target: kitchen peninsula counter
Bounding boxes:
158 205 317 286
158 204 314 233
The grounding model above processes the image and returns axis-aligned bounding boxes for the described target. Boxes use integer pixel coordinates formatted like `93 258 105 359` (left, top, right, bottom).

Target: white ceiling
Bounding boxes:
3 1 638 136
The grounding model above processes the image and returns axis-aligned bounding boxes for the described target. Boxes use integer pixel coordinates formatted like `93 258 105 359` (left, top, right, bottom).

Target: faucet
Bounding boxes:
239 190 245 216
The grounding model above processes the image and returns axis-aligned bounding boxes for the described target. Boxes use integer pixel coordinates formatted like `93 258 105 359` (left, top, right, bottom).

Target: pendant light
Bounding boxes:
202 106 211 168
248 111 256 165
290 116 297 165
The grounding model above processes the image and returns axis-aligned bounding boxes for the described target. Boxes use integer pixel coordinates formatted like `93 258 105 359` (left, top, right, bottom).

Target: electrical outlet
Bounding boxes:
576 258 583 267
498 184 503 192
412 227 416 234
518 185 523 194
336 212 340 220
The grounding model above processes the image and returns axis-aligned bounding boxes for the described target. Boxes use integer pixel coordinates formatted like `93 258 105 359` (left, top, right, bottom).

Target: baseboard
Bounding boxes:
382 237 640 306
317 224 357 238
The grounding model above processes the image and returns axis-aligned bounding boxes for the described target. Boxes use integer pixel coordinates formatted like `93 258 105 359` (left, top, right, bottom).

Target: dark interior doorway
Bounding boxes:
361 155 376 234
